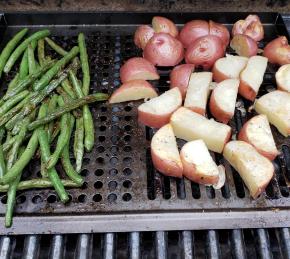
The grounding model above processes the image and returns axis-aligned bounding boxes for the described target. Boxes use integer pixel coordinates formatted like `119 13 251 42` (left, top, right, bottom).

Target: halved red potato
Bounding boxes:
276 64 290 92
239 55 268 101
179 20 209 48
169 64 195 99
184 72 212 116
138 87 182 128
230 34 258 57
109 80 158 104
180 139 220 185
223 141 274 199
170 107 232 153
232 14 264 42
212 55 248 83
263 36 290 66
209 79 239 124
238 114 278 160
143 33 184 67
134 25 155 49
185 35 225 70
254 90 290 137
151 124 183 178
120 57 159 83
152 16 178 38
209 20 230 48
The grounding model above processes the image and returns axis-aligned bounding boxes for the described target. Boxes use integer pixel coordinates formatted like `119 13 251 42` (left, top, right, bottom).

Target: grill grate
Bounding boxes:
0 229 290 258
0 12 289 233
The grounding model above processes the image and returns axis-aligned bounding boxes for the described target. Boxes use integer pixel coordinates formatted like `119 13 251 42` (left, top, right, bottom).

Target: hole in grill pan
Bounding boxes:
146 148 156 200
176 178 186 199
94 181 103 189
108 193 117 203
191 182 201 199
122 193 132 201
232 170 245 198
32 195 43 204
206 186 215 199
93 194 102 202
95 169 104 176
16 195 26 204
123 180 132 188
108 181 118 191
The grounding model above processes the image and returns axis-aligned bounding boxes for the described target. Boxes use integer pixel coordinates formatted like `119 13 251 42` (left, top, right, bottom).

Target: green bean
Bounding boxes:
69 71 94 152
0 145 6 178
3 132 12 149
45 37 68 56
0 128 5 143
33 46 79 91
7 73 19 93
61 79 77 99
50 122 60 143
37 38 45 66
0 90 29 117
0 28 28 78
28 93 109 131
61 116 83 184
28 43 36 75
3 59 55 101
38 129 69 203
11 108 37 136
5 119 29 228
46 96 70 170
47 94 58 141
56 87 81 118
3 135 16 152
19 50 29 80
74 116 84 173
4 29 50 73
0 129 38 185
78 33 90 96
0 93 34 127
5 61 78 131
0 179 81 192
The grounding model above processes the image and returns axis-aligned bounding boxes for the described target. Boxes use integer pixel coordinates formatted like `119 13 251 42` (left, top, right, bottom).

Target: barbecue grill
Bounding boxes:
0 7 289 259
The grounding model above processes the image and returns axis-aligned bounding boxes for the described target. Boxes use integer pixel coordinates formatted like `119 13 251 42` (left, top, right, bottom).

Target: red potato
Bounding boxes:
230 34 258 57
212 55 248 82
134 25 155 50
185 35 225 70
238 115 278 161
179 20 209 48
223 141 274 199
180 139 220 185
263 36 290 66
239 55 268 101
276 64 290 92
209 20 230 48
109 80 158 104
169 64 195 99
120 57 159 83
138 87 182 128
143 33 184 67
170 107 231 153
152 16 178 38
254 90 290 137
209 79 239 124
151 124 183 178
232 14 264 42
184 72 212 116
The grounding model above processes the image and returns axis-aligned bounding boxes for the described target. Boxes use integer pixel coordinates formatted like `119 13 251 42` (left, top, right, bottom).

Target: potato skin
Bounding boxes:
143 33 184 67
169 64 195 99
238 79 257 101
230 34 258 57
209 92 232 124
263 36 290 65
179 20 209 48
138 109 174 129
152 16 178 38
134 25 155 49
120 57 159 83
151 148 183 178
185 35 225 70
238 120 279 161
209 20 230 48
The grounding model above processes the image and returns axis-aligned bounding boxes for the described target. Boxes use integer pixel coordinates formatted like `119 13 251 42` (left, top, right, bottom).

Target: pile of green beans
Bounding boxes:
0 28 109 227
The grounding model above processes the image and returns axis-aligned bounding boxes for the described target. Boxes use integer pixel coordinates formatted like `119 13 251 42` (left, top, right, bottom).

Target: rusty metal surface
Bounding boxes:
0 12 289 234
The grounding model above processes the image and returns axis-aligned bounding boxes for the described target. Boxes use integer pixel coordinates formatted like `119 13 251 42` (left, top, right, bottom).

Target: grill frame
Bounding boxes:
0 12 289 234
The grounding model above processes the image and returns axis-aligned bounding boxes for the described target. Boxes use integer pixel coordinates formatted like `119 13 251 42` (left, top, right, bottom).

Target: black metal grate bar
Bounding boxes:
104 233 115 259
230 229 247 259
0 236 11 259
182 231 194 259
206 230 221 259
155 231 167 259
256 229 273 259
76 234 91 259
22 235 40 259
